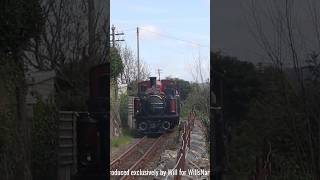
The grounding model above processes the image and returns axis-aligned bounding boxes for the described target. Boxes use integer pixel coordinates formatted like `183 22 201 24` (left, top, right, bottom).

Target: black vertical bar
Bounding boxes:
211 53 225 180
210 52 214 180
105 0 110 178
101 64 110 179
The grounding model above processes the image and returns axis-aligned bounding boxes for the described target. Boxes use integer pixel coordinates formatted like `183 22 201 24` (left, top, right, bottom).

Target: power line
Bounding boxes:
139 27 209 48
119 27 137 32
115 26 209 49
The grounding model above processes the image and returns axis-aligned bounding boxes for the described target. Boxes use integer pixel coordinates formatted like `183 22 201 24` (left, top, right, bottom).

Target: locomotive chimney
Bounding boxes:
150 77 157 87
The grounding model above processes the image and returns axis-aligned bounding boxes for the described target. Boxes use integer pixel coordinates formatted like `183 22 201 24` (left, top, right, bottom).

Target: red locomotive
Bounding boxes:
134 77 180 134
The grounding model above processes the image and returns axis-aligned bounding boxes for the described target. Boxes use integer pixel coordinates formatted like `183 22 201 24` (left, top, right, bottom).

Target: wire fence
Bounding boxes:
167 111 195 180
249 142 272 180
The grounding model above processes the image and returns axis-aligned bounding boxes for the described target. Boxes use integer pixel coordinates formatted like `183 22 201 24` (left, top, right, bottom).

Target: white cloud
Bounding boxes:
139 25 163 40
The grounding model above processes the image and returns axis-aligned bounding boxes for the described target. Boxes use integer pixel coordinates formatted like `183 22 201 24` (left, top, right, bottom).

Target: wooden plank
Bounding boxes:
59 127 73 131
59 135 73 139
59 144 73 148
72 115 77 174
58 153 73 157
58 111 78 179
59 118 73 122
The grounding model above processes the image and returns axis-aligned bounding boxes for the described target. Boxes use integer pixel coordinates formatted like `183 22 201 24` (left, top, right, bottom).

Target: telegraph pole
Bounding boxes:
110 25 124 100
111 25 124 47
157 68 162 80
111 25 115 47
137 27 140 81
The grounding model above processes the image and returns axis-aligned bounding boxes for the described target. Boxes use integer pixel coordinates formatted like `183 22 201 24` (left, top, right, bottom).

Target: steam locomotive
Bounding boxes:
134 77 181 134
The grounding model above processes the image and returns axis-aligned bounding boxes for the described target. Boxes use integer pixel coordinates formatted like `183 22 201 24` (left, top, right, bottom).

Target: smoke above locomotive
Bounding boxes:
134 77 181 134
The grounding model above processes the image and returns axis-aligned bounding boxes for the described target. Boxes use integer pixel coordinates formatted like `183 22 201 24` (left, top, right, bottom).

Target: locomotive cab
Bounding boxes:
134 77 180 134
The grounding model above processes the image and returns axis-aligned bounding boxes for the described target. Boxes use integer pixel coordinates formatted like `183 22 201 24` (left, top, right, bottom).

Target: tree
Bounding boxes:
0 1 43 180
212 52 261 128
188 53 210 116
0 0 43 53
25 0 110 111
23 0 109 71
110 47 123 80
226 65 315 179
117 44 150 84
110 47 124 102
165 77 191 101
242 0 320 178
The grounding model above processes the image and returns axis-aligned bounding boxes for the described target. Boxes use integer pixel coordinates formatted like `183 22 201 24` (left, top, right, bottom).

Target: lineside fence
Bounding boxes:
249 143 272 180
172 111 195 180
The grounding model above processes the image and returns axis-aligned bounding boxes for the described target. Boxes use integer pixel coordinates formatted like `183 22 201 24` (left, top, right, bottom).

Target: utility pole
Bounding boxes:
110 25 124 100
110 25 124 48
111 25 115 47
157 68 162 80
137 27 140 82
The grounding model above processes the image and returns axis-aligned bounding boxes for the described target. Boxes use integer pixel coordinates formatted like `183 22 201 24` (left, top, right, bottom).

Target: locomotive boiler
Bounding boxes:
134 77 180 134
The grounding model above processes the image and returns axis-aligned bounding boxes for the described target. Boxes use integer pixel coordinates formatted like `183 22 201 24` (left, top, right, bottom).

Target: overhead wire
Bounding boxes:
117 31 204 57
117 27 209 48
113 26 210 79
139 27 209 48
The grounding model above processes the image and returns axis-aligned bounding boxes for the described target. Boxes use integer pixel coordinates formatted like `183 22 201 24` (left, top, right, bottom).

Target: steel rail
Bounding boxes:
120 134 165 180
110 136 147 170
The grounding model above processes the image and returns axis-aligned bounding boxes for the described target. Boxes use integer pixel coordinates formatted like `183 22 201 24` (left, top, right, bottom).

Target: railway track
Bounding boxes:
110 134 166 180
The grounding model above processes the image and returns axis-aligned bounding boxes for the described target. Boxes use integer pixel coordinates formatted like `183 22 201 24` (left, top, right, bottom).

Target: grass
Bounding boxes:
180 105 191 120
111 129 133 149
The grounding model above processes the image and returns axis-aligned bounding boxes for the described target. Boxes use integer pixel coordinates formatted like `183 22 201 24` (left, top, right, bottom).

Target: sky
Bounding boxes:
212 0 262 62
111 0 210 82
212 0 320 65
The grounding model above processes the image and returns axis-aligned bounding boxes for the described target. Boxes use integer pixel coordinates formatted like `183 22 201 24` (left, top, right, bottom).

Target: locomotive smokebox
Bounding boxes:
150 77 157 87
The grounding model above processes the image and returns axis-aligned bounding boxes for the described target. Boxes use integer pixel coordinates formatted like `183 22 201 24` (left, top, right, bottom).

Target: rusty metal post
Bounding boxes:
175 169 181 180
188 128 191 148
184 150 186 172
193 114 195 125
181 151 184 172
175 149 183 180
174 174 179 180
176 149 181 164
184 136 187 152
